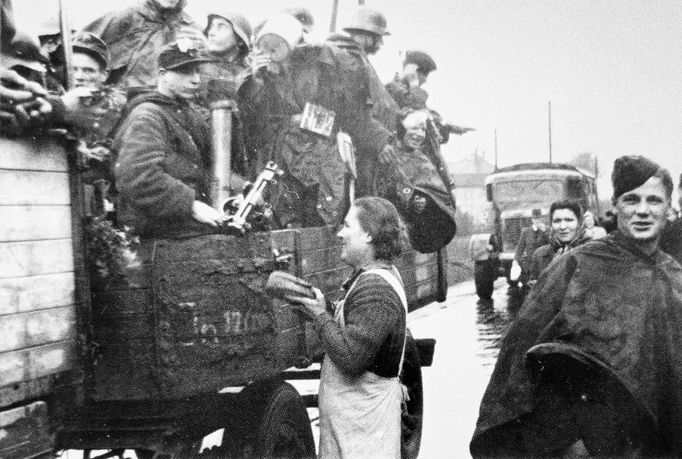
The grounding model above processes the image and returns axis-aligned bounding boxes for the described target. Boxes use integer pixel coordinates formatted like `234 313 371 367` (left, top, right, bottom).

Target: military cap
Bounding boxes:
158 39 214 71
611 155 665 199
404 50 437 75
72 33 110 69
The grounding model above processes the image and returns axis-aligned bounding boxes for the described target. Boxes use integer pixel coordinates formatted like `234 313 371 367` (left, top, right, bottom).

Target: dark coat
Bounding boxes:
374 142 457 253
471 232 682 457
514 226 549 270
113 90 212 237
238 43 392 227
660 218 682 264
82 0 201 88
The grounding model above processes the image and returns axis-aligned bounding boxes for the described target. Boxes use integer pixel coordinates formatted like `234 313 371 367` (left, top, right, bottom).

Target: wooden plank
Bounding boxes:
297 226 339 251
0 239 74 279
0 307 76 353
301 245 344 275
0 136 68 171
0 205 72 242
0 272 75 315
0 170 70 205
0 340 77 388
0 401 53 459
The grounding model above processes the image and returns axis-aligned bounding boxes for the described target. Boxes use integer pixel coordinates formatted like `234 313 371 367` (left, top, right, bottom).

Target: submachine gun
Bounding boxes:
425 117 457 202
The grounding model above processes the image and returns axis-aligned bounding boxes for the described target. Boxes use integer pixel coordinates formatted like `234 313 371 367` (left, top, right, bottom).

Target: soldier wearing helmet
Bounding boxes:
342 7 389 56
200 12 252 96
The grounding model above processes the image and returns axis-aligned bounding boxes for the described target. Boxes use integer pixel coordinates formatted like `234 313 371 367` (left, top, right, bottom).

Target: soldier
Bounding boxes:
328 7 400 131
386 50 474 143
0 0 107 135
471 155 682 457
659 172 682 263
54 33 127 215
238 14 393 228
81 0 204 88
374 109 457 252
114 40 223 237
203 11 251 87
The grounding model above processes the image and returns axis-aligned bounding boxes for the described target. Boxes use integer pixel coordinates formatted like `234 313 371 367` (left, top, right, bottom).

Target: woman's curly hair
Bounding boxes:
354 196 407 262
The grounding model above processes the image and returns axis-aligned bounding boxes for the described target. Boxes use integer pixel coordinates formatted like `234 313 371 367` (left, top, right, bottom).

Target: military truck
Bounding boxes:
0 119 443 459
469 162 599 299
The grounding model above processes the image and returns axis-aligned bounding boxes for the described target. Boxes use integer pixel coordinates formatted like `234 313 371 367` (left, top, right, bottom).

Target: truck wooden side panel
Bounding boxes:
0 136 83 456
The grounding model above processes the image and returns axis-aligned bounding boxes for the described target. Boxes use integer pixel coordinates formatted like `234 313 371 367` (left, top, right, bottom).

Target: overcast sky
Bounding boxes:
15 0 682 197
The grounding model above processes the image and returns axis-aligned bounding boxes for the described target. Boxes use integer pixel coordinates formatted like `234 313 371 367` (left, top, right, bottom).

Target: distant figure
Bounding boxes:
81 0 204 88
600 209 618 233
510 208 549 286
471 155 682 457
583 210 607 240
659 173 682 263
530 200 589 283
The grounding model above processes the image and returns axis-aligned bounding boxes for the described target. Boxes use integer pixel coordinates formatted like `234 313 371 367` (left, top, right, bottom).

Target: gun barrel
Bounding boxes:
208 79 237 212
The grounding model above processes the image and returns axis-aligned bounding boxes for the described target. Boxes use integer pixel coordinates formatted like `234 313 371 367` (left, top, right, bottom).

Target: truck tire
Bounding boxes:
474 260 496 300
242 380 316 459
401 331 424 459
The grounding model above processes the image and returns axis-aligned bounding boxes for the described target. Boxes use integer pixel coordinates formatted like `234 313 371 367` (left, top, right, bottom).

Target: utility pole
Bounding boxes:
494 129 499 171
547 100 552 164
330 0 340 32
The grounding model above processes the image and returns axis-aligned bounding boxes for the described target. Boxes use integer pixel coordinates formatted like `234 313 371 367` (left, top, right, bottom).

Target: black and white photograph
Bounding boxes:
2 0 682 457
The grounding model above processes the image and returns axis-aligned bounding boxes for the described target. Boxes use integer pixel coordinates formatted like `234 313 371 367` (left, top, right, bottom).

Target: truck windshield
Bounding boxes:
492 180 564 210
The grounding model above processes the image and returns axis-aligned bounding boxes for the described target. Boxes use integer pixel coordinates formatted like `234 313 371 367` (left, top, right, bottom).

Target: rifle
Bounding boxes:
425 117 456 195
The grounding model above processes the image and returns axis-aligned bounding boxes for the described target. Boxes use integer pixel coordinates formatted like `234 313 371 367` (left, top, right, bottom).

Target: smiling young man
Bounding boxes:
471 155 682 457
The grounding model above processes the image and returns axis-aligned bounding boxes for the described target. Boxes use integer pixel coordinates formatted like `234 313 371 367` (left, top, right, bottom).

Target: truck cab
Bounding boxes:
470 162 599 299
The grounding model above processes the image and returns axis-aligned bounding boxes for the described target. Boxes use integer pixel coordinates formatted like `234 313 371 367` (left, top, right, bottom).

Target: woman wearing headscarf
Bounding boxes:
529 200 590 283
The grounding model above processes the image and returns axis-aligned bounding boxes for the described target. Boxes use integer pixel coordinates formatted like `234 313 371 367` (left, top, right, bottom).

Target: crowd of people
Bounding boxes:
6 1 682 457
0 1 461 457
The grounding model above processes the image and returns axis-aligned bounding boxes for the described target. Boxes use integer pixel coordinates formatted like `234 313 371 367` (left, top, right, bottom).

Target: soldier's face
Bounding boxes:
206 18 239 54
352 31 383 55
551 208 579 244
73 53 107 89
615 176 670 244
160 65 201 100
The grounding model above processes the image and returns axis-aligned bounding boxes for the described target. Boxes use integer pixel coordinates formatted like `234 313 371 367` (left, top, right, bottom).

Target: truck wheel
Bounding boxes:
474 261 496 299
401 331 424 459
245 380 316 459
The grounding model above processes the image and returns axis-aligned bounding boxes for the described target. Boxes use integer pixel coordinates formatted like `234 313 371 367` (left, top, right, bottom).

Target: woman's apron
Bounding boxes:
318 268 408 458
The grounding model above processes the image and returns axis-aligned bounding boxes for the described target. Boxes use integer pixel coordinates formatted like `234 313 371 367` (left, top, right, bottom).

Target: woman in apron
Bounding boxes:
293 196 408 458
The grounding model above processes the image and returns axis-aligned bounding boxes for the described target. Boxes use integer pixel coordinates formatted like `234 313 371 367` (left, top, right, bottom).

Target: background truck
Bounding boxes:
469 162 599 299
0 129 442 457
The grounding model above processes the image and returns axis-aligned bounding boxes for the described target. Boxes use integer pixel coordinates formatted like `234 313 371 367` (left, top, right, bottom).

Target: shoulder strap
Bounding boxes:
362 267 408 375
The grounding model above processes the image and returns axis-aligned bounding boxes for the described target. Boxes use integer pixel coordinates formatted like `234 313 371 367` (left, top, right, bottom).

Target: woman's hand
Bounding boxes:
288 287 327 320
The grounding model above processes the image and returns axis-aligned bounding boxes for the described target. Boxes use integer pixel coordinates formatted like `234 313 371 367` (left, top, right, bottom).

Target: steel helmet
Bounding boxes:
205 12 253 51
343 7 390 36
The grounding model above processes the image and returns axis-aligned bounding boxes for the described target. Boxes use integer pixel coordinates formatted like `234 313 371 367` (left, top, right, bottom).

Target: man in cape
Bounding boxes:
470 155 682 457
